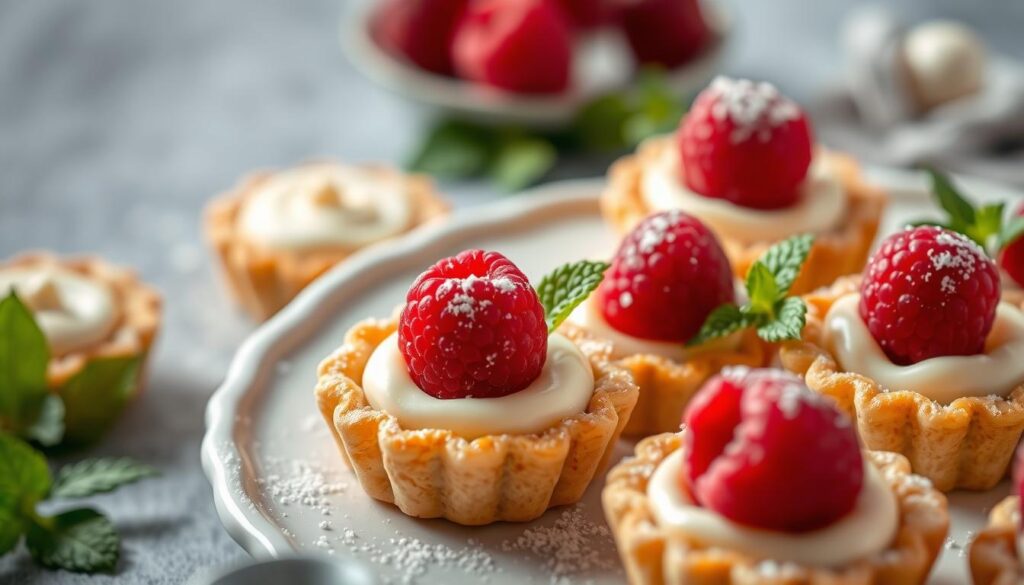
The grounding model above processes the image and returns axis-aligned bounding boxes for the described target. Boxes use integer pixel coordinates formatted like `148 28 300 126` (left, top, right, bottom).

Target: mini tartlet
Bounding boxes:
315 250 637 525
206 162 448 320
562 211 769 437
0 253 161 443
970 496 1023 585
780 227 1024 491
603 368 948 585
601 77 886 294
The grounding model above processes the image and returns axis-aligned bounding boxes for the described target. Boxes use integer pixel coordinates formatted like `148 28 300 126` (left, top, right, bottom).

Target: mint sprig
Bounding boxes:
0 433 157 573
915 168 1022 253
536 260 610 333
689 235 814 346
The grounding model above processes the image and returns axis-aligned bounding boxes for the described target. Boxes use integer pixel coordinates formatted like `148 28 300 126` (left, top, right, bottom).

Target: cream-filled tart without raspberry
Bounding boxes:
205 162 448 320
781 226 1024 491
315 250 637 525
970 448 1024 584
601 77 886 294
561 210 768 437
0 253 161 444
603 367 948 585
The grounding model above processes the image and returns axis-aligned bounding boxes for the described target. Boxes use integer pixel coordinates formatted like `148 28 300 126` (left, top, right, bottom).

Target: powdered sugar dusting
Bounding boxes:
439 274 516 321
502 504 620 584
328 527 497 584
257 456 347 516
708 76 802 143
926 231 982 286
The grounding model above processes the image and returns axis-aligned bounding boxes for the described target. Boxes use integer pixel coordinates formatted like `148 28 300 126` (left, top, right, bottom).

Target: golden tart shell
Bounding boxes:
205 164 448 321
600 136 886 294
779 276 1024 491
314 317 639 526
602 432 948 585
970 496 1023 585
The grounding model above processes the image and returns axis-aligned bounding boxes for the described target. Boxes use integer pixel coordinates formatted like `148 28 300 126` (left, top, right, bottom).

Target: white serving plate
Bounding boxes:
340 0 730 129
203 171 1020 584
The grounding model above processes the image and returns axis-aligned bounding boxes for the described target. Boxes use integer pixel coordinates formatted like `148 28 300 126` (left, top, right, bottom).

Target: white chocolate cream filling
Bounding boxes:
824 293 1024 403
0 268 118 356
362 332 594 439
566 297 740 361
640 144 847 245
647 449 898 567
238 163 414 250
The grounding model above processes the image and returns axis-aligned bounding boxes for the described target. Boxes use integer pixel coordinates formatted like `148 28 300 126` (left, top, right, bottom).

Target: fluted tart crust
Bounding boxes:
314 317 639 526
970 496 1023 585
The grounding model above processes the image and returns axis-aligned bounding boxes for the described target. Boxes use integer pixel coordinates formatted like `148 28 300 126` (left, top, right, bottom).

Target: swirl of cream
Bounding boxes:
0 268 118 356
238 164 414 250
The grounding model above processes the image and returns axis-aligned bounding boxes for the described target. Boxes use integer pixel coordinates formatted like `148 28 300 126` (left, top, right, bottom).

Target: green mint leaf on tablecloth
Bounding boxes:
0 292 52 439
0 433 52 513
0 504 24 554
690 236 814 346
23 395 65 447
408 120 495 179
59 355 142 445
536 260 610 333
52 458 157 499
760 234 814 295
999 216 1024 250
756 296 808 342
688 305 763 347
26 508 119 573
490 136 557 192
927 168 976 232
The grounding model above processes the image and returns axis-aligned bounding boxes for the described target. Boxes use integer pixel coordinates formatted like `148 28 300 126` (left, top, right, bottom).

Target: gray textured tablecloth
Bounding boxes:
0 1 1020 583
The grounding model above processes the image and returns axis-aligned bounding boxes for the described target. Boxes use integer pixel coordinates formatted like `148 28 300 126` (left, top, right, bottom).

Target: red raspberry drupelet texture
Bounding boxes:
678 77 813 210
372 0 467 75
451 0 572 94
682 367 864 532
596 210 734 343
999 202 1024 288
859 226 1001 365
398 249 548 399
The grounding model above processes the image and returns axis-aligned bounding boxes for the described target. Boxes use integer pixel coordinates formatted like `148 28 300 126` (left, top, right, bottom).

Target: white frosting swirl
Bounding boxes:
0 268 118 356
647 449 898 567
362 333 594 439
566 298 740 361
824 294 1024 403
640 145 847 245
238 164 414 250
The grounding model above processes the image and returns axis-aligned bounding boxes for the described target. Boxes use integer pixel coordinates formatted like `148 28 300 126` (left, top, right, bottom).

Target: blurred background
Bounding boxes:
1 1 1022 583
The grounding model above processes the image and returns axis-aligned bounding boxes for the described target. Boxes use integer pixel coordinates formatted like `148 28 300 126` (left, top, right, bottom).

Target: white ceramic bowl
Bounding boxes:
340 0 731 129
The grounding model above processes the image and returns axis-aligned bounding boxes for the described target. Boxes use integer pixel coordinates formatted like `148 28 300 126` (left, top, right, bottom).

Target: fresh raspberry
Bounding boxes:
678 77 813 210
555 0 612 29
618 0 710 68
451 0 572 94
682 367 863 532
398 249 547 399
999 203 1024 288
859 226 1000 365
372 0 467 75
596 210 734 342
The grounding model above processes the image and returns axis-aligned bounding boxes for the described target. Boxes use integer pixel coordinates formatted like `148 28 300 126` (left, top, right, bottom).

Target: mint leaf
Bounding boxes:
24 395 64 447
927 168 975 231
52 458 157 499
999 216 1024 250
536 260 609 333
59 355 142 445
0 505 23 554
574 94 631 151
756 296 807 342
688 305 762 347
745 262 780 314
0 293 51 437
974 203 1005 244
408 120 494 179
0 433 51 513
761 234 815 295
490 136 557 192
26 508 119 573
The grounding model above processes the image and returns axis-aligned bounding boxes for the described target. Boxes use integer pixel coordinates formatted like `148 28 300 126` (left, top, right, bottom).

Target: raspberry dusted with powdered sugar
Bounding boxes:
596 210 734 342
398 249 547 399
677 77 813 210
860 226 1000 365
682 367 863 532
